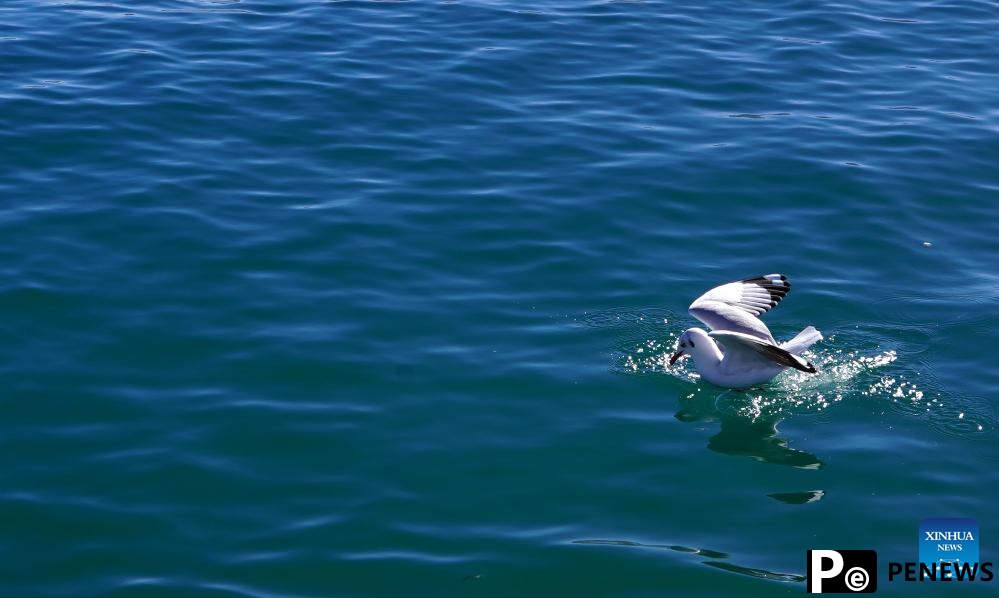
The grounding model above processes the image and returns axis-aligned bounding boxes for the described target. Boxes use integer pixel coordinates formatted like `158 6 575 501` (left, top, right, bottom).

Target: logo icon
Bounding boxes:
807 550 878 593
920 518 979 580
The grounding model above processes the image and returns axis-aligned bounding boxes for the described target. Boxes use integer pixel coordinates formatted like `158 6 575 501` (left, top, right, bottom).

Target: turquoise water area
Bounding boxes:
2 1 997 596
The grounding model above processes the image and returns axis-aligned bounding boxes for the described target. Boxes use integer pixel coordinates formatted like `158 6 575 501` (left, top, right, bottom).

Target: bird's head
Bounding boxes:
669 327 712 366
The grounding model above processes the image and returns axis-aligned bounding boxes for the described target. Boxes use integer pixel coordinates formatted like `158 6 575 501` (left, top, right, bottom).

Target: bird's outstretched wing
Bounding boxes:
709 330 816 373
688 274 790 342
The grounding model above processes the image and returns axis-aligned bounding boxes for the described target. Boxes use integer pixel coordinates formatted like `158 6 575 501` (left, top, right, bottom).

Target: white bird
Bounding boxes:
669 274 823 388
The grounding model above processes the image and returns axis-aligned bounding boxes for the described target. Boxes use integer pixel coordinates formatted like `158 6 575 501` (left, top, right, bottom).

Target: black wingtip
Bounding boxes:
742 274 791 308
757 342 816 373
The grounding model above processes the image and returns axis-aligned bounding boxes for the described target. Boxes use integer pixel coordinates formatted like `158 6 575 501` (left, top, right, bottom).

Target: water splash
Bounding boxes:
738 341 906 420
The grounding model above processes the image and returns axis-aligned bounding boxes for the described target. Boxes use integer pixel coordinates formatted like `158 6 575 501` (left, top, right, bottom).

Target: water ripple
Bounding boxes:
2 0 997 594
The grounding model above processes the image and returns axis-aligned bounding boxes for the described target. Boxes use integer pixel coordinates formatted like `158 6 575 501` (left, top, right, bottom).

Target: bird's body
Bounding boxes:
670 275 822 388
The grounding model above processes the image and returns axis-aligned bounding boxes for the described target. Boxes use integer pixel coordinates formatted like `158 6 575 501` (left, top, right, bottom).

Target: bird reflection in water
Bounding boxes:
674 388 823 470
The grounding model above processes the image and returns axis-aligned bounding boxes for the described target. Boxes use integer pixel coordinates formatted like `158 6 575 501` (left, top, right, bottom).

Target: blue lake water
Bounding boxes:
1 0 997 595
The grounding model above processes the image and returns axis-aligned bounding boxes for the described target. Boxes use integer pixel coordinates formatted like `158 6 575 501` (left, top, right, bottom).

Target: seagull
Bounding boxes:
669 274 823 388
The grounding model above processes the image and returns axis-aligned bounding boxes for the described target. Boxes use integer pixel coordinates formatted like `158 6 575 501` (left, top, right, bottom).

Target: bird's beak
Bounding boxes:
669 350 685 366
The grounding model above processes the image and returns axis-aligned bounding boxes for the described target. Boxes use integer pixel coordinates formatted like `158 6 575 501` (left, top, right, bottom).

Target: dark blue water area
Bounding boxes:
0 1 997 596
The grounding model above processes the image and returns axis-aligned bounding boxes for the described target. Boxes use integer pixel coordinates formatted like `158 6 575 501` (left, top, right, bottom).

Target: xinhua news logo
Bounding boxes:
807 550 877 593
920 518 978 579
886 517 993 582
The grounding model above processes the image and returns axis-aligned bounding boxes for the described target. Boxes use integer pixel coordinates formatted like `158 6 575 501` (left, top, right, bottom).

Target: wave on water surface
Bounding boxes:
571 539 805 584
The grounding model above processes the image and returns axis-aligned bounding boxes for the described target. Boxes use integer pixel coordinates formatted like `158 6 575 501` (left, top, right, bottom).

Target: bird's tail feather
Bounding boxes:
780 326 823 355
